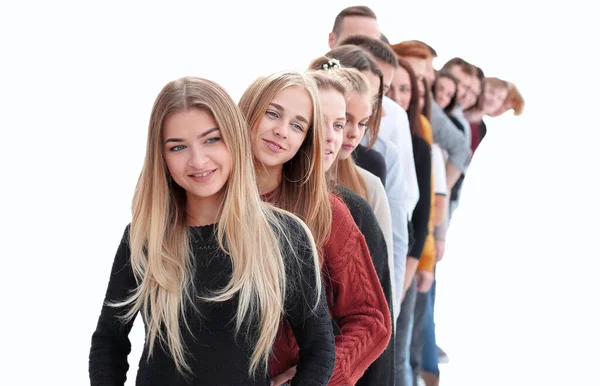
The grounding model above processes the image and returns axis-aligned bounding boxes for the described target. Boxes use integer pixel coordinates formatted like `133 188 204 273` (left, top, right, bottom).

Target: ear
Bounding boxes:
328 32 336 49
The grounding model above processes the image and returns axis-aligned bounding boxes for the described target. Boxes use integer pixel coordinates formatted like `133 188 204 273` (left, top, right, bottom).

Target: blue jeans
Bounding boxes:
421 274 439 375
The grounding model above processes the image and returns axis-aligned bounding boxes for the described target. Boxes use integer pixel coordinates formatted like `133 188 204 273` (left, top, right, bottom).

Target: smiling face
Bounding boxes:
434 76 456 109
483 84 509 115
319 88 346 171
162 108 231 203
252 86 312 172
339 91 371 160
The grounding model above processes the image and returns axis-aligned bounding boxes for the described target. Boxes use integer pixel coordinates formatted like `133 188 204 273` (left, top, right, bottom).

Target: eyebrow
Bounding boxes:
164 127 220 144
269 102 310 125
346 112 371 121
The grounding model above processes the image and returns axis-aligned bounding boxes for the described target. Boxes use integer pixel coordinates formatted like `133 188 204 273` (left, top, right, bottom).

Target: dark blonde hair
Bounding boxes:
238 71 332 257
118 76 320 377
310 45 383 149
308 66 372 201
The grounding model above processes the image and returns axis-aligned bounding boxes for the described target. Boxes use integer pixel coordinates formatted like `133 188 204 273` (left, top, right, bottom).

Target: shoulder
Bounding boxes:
327 192 358 233
361 146 386 167
412 135 431 155
119 223 132 247
357 167 386 196
334 186 369 216
382 96 408 121
268 206 309 240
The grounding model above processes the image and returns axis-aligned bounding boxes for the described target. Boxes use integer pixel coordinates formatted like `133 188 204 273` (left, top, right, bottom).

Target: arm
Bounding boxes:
285 219 336 386
89 226 137 386
408 137 432 262
377 142 409 318
433 195 447 227
397 109 420 217
434 212 450 263
325 195 392 386
431 144 448 226
430 101 472 183
445 163 463 192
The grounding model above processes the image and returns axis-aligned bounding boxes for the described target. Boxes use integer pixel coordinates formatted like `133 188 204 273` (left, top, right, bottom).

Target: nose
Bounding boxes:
325 120 335 143
188 146 209 168
273 120 288 139
347 123 359 139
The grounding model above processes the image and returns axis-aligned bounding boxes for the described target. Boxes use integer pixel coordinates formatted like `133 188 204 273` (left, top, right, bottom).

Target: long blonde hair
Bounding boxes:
112 76 321 377
309 65 372 201
238 71 332 259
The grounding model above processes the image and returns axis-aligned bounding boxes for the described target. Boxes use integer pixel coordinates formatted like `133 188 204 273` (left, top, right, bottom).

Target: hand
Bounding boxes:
416 270 434 293
435 239 446 263
401 257 420 301
271 366 297 386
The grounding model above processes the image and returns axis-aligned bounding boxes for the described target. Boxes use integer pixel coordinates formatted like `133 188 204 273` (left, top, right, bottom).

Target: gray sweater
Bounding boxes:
430 100 471 172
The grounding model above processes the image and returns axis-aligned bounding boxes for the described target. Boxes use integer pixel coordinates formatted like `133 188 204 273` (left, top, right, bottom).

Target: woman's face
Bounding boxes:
434 76 456 109
252 86 312 169
319 88 346 171
339 91 371 160
387 66 411 110
483 85 509 115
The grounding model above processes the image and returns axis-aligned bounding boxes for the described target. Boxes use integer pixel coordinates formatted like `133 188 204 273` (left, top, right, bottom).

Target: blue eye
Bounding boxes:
170 145 186 152
291 123 304 132
266 110 279 118
334 123 344 130
205 137 221 144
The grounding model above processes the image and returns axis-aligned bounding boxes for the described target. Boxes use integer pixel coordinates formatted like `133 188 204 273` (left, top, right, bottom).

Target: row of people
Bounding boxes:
89 4 524 386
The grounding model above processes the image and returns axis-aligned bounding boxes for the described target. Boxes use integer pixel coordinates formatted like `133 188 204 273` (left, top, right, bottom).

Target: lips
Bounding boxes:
342 143 355 151
262 138 286 152
324 148 335 156
191 170 214 178
188 169 216 182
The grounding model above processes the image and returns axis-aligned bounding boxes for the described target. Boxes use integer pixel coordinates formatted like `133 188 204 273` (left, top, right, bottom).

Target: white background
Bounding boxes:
1 1 598 385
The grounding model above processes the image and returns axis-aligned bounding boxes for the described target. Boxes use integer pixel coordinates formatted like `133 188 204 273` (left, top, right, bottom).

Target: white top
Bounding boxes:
359 134 407 319
356 166 397 323
431 143 447 196
379 96 420 216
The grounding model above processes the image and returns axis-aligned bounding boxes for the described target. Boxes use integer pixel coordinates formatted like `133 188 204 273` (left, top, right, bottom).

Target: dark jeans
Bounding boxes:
409 289 428 384
421 276 439 375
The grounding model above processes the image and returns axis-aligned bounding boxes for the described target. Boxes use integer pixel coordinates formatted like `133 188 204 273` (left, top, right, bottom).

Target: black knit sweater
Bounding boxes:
89 215 335 386
334 186 395 386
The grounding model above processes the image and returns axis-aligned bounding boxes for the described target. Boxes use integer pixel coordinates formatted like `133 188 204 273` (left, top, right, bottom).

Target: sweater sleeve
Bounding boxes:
430 101 472 172
89 225 137 386
282 217 336 386
324 194 392 385
408 137 432 259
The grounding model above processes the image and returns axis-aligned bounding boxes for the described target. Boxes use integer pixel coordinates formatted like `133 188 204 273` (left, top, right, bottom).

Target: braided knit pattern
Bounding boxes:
270 194 392 385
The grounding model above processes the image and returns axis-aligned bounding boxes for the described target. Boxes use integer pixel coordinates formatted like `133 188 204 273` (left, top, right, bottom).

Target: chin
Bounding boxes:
258 153 286 168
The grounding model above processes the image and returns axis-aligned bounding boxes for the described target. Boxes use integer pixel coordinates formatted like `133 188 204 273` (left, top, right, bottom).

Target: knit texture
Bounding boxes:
270 193 392 385
89 214 335 386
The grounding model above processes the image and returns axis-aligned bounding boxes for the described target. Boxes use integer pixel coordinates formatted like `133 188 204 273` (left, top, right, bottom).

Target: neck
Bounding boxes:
185 190 225 226
255 163 283 195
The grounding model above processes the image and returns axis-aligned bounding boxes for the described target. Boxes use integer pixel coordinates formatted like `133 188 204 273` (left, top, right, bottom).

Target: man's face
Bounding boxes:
329 16 380 49
448 65 474 108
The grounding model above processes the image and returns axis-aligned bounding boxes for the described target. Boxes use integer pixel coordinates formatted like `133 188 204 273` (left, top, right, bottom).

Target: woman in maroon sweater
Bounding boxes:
238 70 392 386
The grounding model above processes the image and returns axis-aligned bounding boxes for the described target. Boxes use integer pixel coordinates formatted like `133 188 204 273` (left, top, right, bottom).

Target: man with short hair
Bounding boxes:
328 6 381 48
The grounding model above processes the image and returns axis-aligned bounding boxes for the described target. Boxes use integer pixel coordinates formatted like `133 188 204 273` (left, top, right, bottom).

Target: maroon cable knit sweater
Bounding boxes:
268 193 392 385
